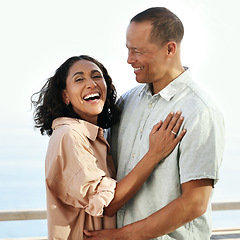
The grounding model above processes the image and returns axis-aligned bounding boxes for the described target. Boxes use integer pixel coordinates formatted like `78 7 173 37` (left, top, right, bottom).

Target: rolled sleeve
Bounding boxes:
86 177 116 216
179 107 225 185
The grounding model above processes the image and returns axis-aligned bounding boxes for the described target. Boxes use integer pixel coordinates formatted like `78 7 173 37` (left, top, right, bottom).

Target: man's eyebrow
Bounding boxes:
126 45 143 51
126 44 135 49
126 44 136 49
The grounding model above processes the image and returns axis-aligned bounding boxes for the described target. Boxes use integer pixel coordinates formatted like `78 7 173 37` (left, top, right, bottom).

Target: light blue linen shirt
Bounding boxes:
110 68 225 240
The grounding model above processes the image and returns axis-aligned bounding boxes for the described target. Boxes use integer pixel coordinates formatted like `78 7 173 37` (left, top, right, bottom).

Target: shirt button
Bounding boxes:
148 104 152 108
132 153 135 158
140 129 143 133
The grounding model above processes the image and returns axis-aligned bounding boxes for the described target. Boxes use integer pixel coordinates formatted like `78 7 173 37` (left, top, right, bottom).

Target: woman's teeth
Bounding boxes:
83 93 100 101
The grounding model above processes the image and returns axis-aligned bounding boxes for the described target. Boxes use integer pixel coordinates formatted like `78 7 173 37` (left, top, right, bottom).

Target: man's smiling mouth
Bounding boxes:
134 66 144 72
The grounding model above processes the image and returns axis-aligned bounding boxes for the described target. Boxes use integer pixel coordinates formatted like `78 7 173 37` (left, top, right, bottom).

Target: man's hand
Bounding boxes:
84 227 145 240
84 229 122 240
84 179 213 239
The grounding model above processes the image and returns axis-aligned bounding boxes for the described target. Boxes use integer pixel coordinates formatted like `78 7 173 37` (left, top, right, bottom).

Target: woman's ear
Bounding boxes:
62 90 69 105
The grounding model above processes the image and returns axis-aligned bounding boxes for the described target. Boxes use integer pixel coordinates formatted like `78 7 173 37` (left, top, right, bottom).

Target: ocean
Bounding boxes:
0 120 239 238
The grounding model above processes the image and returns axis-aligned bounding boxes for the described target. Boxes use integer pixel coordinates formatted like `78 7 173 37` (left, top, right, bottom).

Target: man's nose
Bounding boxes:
127 52 136 64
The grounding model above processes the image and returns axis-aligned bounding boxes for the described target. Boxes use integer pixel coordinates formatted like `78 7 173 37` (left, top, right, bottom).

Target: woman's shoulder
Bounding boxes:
51 117 99 143
50 117 85 142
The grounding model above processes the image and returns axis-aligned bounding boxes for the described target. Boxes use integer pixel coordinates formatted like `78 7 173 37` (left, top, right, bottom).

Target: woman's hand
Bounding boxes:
103 111 186 217
148 111 186 164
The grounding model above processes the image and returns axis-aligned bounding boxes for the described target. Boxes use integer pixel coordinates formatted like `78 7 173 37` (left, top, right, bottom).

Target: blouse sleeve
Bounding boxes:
45 126 116 217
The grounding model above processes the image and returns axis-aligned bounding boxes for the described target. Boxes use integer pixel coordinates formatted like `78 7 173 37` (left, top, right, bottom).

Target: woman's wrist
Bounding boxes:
145 150 163 166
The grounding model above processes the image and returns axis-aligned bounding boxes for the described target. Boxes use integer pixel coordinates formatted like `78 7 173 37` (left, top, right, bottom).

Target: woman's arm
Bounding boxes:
104 111 186 216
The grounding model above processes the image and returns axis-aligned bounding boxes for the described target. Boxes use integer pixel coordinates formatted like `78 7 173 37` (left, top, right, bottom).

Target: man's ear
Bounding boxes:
166 41 177 56
62 90 69 105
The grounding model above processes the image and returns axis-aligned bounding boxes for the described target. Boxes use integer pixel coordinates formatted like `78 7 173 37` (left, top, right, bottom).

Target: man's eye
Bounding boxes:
135 50 143 55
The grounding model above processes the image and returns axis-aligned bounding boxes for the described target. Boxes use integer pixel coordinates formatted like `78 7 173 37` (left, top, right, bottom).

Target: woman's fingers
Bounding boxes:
148 111 187 162
161 112 174 129
166 111 182 131
150 120 163 135
170 115 184 135
157 111 186 140
151 111 186 140
161 111 183 130
174 129 187 143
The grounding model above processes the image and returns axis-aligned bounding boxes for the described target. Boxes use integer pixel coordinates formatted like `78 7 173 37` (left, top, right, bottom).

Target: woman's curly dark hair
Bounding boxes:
31 55 121 136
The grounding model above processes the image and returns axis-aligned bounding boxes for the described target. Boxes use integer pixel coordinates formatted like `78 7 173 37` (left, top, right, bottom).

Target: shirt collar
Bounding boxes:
139 67 191 101
52 117 99 141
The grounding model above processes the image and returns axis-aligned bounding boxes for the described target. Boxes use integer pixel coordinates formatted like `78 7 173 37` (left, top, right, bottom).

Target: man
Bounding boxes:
85 7 225 239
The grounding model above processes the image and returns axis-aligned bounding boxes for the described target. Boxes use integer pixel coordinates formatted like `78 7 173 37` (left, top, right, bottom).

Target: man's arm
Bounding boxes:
137 178 213 239
84 178 213 240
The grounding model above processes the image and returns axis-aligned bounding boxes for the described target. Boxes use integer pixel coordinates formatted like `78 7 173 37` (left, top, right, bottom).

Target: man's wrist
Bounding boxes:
120 219 150 240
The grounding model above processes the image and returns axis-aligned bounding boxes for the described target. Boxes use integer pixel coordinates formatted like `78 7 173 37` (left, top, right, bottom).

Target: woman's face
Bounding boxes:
62 60 107 125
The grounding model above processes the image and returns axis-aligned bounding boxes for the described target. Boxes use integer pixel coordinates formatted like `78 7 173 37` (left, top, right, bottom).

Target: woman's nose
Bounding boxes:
85 78 97 88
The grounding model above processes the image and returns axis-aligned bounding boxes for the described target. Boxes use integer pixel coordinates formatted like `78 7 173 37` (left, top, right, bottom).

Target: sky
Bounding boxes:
0 0 240 203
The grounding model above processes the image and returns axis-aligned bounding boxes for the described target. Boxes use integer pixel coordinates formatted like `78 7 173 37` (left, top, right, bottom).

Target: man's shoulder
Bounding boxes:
185 80 219 110
121 84 145 99
117 84 145 107
180 81 224 128
177 68 216 109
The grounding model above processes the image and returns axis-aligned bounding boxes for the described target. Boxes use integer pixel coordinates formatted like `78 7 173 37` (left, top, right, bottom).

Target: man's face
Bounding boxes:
126 21 168 87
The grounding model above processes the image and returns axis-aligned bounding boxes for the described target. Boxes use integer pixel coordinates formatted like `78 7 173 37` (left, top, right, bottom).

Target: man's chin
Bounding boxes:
136 77 148 84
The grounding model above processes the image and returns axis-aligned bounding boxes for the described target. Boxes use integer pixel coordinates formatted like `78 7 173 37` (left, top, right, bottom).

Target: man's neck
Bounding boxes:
152 67 185 95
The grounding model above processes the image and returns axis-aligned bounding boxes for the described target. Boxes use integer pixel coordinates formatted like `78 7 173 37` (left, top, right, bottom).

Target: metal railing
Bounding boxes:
0 201 240 239
212 201 240 211
0 209 47 222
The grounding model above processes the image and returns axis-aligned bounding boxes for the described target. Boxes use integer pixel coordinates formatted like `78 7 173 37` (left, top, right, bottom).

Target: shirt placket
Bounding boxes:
125 95 159 176
118 95 159 227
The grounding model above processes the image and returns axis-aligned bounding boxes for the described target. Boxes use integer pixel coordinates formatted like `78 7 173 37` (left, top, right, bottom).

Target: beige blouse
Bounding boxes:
45 117 116 240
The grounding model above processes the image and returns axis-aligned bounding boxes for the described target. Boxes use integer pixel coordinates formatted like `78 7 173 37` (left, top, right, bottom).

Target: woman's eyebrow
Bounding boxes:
91 70 101 74
72 71 84 78
71 70 101 78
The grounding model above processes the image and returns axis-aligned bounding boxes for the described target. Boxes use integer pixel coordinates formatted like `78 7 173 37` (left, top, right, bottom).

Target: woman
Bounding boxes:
31 55 186 239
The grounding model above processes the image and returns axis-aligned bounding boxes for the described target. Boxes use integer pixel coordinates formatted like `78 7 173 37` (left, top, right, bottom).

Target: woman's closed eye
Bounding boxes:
92 74 103 79
75 77 84 82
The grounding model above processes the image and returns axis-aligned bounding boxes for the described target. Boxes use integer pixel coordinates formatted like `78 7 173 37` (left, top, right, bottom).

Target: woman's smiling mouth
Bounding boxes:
83 92 101 102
